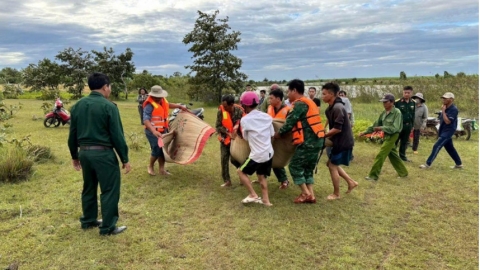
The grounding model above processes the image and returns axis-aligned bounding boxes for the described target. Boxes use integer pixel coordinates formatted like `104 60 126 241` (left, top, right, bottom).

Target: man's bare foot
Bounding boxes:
327 194 341 200
147 167 156 176
346 181 358 194
159 170 171 175
221 181 232 187
260 200 273 207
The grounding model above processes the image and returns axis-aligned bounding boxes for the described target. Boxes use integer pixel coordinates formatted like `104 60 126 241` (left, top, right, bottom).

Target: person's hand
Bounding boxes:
441 105 446 111
273 132 281 139
230 132 237 140
374 127 382 132
153 130 162 138
123 163 131 174
180 105 188 112
359 132 365 137
72 159 81 171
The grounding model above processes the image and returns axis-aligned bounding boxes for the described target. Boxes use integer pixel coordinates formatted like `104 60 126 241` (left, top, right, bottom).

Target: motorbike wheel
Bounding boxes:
44 117 59 128
54 117 61 127
424 126 438 139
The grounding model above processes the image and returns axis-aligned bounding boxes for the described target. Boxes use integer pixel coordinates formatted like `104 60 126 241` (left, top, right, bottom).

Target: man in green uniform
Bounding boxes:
360 94 408 181
274 79 325 204
395 86 415 162
68 72 131 236
216 94 244 187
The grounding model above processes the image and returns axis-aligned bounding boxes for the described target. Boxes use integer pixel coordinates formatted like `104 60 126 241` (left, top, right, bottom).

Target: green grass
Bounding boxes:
0 99 478 269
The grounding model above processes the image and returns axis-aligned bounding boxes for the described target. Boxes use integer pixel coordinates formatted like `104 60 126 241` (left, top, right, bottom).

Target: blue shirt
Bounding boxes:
438 104 458 137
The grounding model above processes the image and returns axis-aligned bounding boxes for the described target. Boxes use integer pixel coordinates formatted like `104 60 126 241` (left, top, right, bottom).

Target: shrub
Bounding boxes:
26 145 54 163
0 147 34 183
127 132 143 151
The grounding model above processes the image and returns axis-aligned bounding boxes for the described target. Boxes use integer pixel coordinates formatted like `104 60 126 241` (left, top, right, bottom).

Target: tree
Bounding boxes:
91 47 135 99
22 58 62 91
128 71 162 92
444 71 453 78
56 47 94 99
183 10 247 103
435 73 440 79
0 67 22 84
456 72 466 78
400 71 407 80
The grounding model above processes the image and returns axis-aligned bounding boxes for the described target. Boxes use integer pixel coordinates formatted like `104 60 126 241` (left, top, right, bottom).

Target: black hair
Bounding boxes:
403 86 413 91
287 79 305 95
308 87 317 92
260 90 266 94
88 72 110 90
138 87 148 94
221 94 235 105
269 89 284 100
339 90 347 96
313 98 321 107
322 82 340 96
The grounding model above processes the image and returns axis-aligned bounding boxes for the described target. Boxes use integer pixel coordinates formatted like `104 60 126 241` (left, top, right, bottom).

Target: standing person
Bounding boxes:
238 92 274 206
267 89 291 189
395 86 416 162
420 92 463 169
216 94 245 187
68 72 131 236
322 83 358 200
260 84 282 112
338 90 354 126
308 87 321 111
274 79 325 204
359 94 408 181
136 88 148 125
412 93 428 154
259 90 266 106
143 85 187 176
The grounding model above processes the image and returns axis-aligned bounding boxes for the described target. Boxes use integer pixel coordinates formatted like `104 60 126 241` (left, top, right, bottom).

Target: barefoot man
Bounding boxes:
322 83 358 200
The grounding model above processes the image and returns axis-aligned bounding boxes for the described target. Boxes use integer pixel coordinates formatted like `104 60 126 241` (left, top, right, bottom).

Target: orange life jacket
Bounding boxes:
143 96 169 132
218 104 245 145
267 104 290 120
291 97 325 145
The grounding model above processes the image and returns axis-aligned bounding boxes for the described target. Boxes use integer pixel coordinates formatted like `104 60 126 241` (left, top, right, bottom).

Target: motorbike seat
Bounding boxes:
189 108 203 115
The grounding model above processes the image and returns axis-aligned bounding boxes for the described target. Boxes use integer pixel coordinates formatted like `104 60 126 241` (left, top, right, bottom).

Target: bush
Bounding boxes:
26 145 54 163
0 147 34 183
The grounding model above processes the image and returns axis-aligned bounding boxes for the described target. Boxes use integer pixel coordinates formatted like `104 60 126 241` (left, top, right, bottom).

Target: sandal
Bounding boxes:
242 196 261 204
279 180 289 189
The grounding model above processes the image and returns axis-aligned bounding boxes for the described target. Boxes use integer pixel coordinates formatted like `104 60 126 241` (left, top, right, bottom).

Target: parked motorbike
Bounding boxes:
431 111 473 140
168 103 205 123
44 98 70 128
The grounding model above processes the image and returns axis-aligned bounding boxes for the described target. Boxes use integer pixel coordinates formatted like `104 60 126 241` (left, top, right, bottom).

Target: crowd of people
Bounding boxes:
67 72 464 235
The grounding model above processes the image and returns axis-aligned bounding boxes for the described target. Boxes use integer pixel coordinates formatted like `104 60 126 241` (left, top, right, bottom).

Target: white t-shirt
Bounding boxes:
240 110 274 163
340 97 352 114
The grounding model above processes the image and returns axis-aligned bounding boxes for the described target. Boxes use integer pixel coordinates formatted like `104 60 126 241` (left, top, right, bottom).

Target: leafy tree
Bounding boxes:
444 71 453 78
22 58 62 91
56 47 94 99
435 73 440 79
128 71 162 92
0 68 22 84
400 71 407 80
183 10 247 103
456 72 466 77
91 47 135 99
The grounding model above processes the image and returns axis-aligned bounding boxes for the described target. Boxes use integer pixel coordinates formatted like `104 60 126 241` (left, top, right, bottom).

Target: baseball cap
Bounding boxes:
441 92 455 99
240 91 259 106
379 93 395 102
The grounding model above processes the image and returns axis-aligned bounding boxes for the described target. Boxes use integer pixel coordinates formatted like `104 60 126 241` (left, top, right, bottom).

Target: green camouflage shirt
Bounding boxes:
279 100 323 148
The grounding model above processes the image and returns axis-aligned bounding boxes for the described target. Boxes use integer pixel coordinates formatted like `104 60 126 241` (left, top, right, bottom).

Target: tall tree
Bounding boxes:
0 67 22 84
400 71 407 80
56 47 94 99
91 47 135 99
22 58 62 91
183 10 247 103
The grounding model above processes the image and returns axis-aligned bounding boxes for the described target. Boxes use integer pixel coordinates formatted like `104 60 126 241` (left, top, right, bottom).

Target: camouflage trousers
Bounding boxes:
220 143 241 182
288 140 324 185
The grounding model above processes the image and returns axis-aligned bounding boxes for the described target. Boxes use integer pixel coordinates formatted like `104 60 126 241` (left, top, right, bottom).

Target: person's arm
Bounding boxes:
421 105 428 129
67 105 81 170
325 105 344 138
278 102 306 135
382 110 403 134
169 103 188 111
360 113 382 135
240 118 249 141
442 105 457 125
108 105 129 164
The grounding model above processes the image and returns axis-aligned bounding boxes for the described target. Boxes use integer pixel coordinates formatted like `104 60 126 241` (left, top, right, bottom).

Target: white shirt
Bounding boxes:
340 97 352 114
240 110 274 163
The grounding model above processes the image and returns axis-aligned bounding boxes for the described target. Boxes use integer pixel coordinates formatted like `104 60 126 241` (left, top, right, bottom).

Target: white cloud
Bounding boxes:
0 49 28 65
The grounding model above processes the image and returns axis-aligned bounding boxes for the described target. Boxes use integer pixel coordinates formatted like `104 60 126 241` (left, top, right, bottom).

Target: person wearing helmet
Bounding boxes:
237 91 274 206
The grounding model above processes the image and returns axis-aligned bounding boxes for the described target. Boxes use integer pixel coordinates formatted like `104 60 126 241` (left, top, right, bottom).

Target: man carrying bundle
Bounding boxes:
216 95 245 187
274 79 325 204
267 89 291 189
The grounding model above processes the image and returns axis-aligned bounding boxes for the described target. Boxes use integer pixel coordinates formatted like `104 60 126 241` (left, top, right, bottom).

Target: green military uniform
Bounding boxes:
215 106 244 182
279 101 324 185
363 108 408 180
68 91 129 235
395 98 415 161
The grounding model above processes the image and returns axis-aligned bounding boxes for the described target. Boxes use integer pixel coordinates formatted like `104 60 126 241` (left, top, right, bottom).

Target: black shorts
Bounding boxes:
239 157 272 176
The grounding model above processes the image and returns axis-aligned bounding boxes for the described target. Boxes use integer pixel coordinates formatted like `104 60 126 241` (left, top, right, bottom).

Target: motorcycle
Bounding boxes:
428 112 473 140
44 98 70 128
168 103 205 123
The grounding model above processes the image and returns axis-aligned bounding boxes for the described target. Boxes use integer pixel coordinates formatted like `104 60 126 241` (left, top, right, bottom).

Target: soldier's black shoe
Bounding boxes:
101 226 127 236
81 219 102 230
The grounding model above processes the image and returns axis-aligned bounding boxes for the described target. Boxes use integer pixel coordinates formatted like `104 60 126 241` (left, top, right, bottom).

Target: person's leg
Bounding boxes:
388 147 408 177
338 166 358 193
368 134 398 180
78 151 99 228
138 105 144 125
148 156 158 175
425 136 449 166
146 131 160 175
303 146 322 201
443 138 462 166
220 144 231 184
238 159 259 200
257 174 271 206
399 127 410 160
94 150 121 235
328 161 341 199
272 167 288 183
412 129 420 152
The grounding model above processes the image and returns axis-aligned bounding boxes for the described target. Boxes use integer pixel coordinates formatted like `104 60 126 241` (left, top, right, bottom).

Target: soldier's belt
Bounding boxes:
80 145 112 151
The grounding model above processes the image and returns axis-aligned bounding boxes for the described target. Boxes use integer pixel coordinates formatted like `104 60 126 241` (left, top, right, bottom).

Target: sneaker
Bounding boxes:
450 165 463 169
241 196 261 204
364 176 377 181
419 164 430 169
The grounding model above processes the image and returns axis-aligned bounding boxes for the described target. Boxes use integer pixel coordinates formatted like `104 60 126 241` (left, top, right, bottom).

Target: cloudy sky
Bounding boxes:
0 0 478 81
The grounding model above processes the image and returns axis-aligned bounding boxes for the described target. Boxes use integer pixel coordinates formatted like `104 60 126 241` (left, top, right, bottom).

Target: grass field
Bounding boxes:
0 99 478 269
